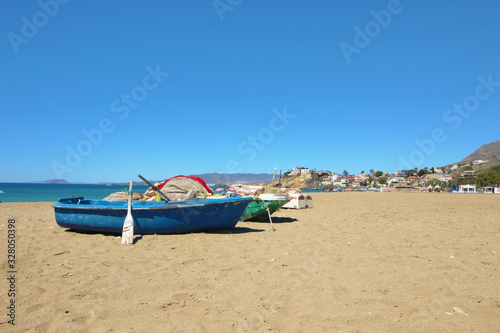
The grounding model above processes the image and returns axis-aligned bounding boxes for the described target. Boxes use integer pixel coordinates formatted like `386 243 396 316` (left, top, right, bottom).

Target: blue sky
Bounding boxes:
1 0 499 183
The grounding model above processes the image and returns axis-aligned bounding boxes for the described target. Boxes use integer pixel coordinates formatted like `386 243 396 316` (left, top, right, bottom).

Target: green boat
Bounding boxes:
241 194 289 221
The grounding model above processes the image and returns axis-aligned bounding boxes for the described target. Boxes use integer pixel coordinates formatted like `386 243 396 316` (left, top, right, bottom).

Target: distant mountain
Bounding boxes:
458 140 500 169
189 173 273 185
45 179 72 184
99 173 274 186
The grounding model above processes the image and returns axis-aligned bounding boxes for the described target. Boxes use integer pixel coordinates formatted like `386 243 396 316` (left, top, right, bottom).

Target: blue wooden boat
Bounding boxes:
53 196 253 234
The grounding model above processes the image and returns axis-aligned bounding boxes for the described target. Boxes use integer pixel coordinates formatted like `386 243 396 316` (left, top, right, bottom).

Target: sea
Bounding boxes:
0 183 151 203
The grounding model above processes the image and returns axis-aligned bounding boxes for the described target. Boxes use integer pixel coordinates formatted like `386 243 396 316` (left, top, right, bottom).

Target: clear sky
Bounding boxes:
1 0 499 183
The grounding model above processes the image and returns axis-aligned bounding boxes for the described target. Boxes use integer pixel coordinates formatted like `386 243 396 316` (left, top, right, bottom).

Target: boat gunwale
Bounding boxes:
52 196 253 211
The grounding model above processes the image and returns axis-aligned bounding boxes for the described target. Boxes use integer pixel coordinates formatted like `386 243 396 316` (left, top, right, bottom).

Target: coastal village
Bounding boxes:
280 161 500 194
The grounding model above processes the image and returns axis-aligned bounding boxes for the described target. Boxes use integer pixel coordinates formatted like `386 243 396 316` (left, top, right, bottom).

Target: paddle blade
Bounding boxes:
121 214 134 245
121 180 134 245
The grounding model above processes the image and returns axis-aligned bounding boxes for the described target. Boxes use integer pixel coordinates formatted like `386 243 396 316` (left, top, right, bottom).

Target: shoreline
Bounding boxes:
1 188 498 204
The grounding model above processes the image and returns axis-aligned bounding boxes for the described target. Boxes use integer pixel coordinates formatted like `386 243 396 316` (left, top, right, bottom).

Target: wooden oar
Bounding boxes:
121 181 134 245
257 198 275 231
137 174 171 201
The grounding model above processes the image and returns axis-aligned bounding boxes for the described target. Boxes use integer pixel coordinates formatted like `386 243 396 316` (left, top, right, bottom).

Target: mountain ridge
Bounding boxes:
459 140 500 164
94 173 274 185
188 173 273 185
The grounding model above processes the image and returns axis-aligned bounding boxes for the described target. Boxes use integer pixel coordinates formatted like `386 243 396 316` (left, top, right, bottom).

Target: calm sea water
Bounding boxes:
0 183 150 202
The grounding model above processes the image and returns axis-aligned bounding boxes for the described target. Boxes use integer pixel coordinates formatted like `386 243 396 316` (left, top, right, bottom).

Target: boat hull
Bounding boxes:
282 194 313 209
242 194 289 221
53 196 253 234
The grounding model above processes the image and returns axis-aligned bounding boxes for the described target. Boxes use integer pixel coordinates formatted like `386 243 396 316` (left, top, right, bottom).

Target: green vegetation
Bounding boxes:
418 168 428 177
475 166 500 187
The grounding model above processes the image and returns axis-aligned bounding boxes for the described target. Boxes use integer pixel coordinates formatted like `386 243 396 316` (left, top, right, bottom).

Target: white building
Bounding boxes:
290 167 300 175
291 167 310 175
388 177 400 185
439 175 453 182
457 185 476 193
482 184 500 194
332 174 341 181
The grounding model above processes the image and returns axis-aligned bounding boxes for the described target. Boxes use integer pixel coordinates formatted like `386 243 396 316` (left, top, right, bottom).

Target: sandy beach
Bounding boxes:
1 192 499 332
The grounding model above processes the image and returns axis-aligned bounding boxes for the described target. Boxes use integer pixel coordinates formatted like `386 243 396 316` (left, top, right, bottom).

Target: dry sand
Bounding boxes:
1 192 499 332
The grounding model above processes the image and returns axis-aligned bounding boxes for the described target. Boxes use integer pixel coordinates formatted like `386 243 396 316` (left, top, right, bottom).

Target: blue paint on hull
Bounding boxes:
53 196 253 234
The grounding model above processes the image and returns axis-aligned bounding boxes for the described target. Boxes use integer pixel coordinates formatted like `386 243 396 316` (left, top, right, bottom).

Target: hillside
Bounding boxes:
460 140 500 164
455 140 500 170
280 172 321 189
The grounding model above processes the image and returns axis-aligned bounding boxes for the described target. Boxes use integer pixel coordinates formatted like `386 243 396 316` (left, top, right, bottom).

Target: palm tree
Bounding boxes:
414 167 419 187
